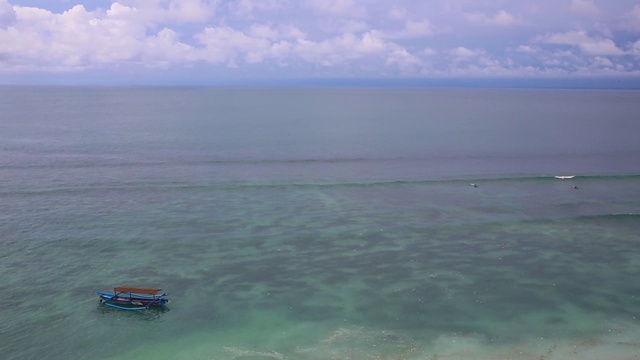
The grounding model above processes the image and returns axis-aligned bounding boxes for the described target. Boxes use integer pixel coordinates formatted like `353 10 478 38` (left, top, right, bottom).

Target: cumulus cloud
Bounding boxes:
193 24 401 69
144 28 198 67
516 45 538 54
631 40 640 57
0 2 197 71
538 31 625 56
294 31 388 66
451 47 482 58
591 56 613 67
195 26 272 65
0 0 16 29
1 0 640 80
385 48 422 71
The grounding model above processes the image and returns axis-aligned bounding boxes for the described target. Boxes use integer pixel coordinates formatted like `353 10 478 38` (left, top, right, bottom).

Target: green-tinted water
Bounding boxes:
1 87 639 359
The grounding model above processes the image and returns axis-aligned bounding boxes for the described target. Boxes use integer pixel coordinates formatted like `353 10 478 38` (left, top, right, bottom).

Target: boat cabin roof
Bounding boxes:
114 286 162 295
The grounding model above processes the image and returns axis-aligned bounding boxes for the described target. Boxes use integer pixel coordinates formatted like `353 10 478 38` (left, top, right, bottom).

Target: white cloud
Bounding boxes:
451 46 482 58
293 31 388 66
278 24 307 39
591 56 613 67
2 0 640 80
0 0 16 29
0 2 199 71
194 25 393 68
465 10 519 26
631 40 640 57
195 26 273 65
516 45 538 54
13 5 54 26
104 2 136 19
143 28 198 67
579 39 624 56
385 48 422 71
538 31 625 56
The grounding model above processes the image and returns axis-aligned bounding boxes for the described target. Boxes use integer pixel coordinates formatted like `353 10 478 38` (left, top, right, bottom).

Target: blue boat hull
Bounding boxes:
97 291 169 310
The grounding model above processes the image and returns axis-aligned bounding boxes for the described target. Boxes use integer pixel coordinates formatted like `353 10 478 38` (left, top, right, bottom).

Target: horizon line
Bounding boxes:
1 77 640 90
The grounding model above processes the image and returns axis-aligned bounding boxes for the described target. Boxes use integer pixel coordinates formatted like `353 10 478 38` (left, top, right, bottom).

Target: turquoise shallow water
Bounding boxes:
1 87 640 359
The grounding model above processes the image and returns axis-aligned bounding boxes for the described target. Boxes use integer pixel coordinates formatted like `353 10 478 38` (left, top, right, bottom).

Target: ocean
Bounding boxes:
1 86 639 360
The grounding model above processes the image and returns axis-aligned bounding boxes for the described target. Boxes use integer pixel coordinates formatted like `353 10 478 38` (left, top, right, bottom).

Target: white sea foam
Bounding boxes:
103 319 640 360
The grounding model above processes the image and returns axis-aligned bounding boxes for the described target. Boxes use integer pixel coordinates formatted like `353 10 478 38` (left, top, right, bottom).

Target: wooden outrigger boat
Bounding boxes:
97 287 169 310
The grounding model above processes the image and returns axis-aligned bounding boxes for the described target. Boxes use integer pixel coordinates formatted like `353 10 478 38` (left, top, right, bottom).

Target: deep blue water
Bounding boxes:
1 86 639 360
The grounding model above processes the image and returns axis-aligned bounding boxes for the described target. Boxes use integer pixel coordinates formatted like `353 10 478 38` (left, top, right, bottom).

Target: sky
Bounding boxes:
1 0 640 86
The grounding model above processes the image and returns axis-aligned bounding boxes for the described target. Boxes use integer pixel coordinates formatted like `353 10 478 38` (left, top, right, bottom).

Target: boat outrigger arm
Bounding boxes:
97 286 169 311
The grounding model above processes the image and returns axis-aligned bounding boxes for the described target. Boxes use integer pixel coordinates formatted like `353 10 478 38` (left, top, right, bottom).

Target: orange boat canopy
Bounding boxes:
114 286 162 295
